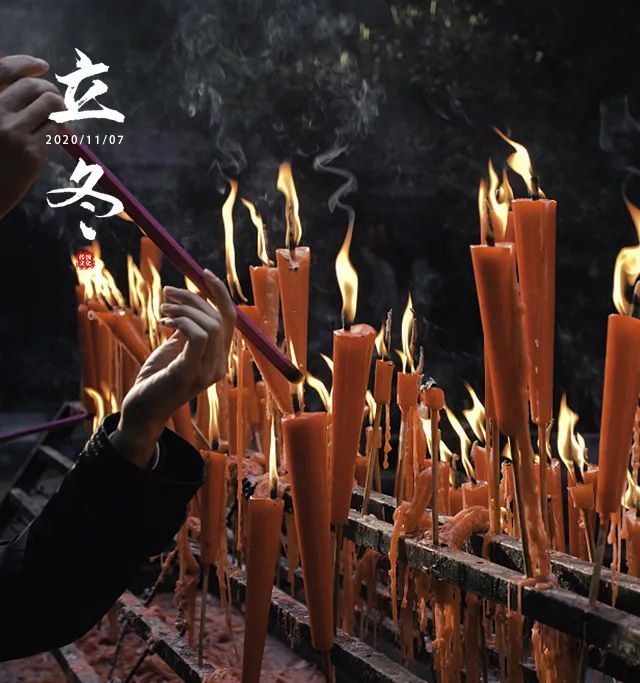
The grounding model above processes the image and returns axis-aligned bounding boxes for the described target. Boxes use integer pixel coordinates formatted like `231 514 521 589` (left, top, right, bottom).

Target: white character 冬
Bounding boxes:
46 158 124 218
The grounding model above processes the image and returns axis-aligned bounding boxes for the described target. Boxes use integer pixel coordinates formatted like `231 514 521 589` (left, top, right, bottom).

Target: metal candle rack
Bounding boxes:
1 404 639 682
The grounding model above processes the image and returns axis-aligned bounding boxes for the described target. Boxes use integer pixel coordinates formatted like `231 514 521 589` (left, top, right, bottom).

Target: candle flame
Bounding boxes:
500 168 514 206
321 353 334 374
420 414 452 463
462 382 486 443
127 255 150 334
444 405 473 480
502 439 512 461
277 161 303 248
613 194 640 315
557 393 587 472
269 416 278 492
398 293 415 373
493 127 545 198
241 198 274 267
365 390 376 426
145 263 163 349
306 371 331 412
73 242 125 309
207 383 220 446
477 178 489 244
488 159 508 241
375 322 388 359
623 470 640 511
335 218 359 327
85 387 105 433
222 180 247 302
289 341 305 408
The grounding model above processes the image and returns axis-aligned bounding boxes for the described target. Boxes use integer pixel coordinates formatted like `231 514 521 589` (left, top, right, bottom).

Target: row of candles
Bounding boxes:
71 135 640 681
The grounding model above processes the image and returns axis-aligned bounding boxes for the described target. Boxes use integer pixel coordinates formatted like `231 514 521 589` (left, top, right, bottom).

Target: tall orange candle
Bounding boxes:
330 324 375 525
240 305 293 415
242 494 284 683
470 243 527 438
282 412 334 653
200 450 227 565
512 198 557 426
471 240 550 577
276 247 310 375
90 309 151 365
250 265 280 343
595 314 640 516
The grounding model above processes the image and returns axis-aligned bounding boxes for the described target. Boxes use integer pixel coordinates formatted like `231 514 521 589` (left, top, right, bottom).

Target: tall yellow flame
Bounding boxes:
478 178 489 244
306 371 331 412
488 159 508 242
207 383 220 445
222 180 247 302
241 198 274 267
613 194 640 315
444 405 473 480
365 390 376 426
493 127 545 198
85 387 105 434
146 262 163 349
269 416 278 492
335 219 359 327
623 470 640 511
462 382 486 443
277 161 303 247
375 323 387 358
500 167 514 206
73 242 125 309
420 415 452 463
398 293 415 373
557 393 587 472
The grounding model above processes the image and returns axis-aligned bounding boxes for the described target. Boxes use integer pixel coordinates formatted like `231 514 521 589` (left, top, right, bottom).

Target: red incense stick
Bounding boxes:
0 411 91 444
60 140 302 383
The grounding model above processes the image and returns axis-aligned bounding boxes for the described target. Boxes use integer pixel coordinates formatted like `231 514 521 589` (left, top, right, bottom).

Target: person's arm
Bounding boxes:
0 414 203 661
0 271 236 661
0 55 65 220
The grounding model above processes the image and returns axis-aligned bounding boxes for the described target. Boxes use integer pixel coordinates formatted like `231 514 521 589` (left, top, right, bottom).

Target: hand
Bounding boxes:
110 270 236 468
0 55 65 220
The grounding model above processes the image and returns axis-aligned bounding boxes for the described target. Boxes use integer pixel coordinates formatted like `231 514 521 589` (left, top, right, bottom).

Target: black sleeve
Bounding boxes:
0 413 204 662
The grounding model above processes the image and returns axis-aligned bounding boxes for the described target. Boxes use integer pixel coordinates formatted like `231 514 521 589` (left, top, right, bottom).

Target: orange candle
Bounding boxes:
77 304 98 392
449 487 464 515
472 443 488 482
330 324 376 525
470 243 527 438
200 450 227 565
568 482 595 512
512 198 557 425
91 309 151 365
276 247 310 374
623 510 640 577
172 403 196 446
595 315 640 515
240 305 293 415
282 412 334 653
242 495 284 683
462 481 489 509
397 372 421 502
249 265 280 343
373 359 394 405
548 460 566 552
227 387 239 455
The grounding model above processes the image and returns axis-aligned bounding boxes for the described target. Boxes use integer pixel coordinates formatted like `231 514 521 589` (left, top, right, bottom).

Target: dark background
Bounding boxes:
1 0 640 437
